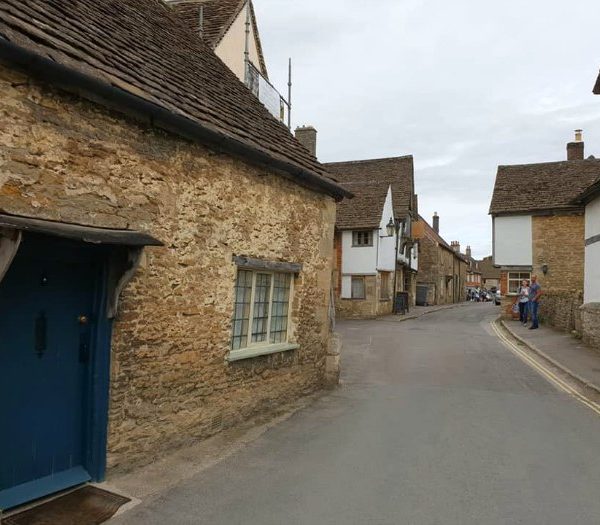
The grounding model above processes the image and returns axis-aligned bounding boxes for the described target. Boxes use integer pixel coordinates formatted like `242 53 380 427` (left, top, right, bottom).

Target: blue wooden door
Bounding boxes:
0 235 102 510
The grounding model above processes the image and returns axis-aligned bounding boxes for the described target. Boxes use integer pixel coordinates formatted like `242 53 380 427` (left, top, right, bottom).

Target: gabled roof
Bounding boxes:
325 156 415 229
168 0 268 77
594 69 600 95
489 159 600 215
418 215 468 262
479 256 501 280
571 176 600 205
0 0 350 200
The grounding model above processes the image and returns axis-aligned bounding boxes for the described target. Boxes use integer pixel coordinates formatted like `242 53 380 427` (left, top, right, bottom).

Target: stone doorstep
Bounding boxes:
500 320 600 396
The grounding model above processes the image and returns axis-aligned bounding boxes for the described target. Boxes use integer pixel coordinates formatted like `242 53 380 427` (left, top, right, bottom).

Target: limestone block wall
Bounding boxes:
335 275 378 319
0 64 337 472
532 215 585 333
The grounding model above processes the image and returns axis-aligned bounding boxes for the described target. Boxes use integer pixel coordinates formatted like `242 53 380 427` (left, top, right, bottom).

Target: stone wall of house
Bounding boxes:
581 303 600 349
532 215 585 333
0 64 337 473
416 231 465 305
335 275 378 318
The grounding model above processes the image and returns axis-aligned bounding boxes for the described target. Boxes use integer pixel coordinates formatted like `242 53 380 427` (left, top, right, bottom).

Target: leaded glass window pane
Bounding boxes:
232 270 253 350
270 273 291 343
251 273 272 343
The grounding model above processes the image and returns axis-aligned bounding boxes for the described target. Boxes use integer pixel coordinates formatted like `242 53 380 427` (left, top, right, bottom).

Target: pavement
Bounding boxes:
502 318 600 393
110 303 600 525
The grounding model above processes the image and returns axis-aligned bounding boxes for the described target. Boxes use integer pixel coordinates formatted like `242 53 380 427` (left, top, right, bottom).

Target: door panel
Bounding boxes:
0 236 101 509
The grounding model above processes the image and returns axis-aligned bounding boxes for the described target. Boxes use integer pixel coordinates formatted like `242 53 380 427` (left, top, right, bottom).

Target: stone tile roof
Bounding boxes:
325 156 415 229
0 0 348 199
572 176 600 205
489 159 600 215
167 0 268 77
479 256 501 280
418 216 468 262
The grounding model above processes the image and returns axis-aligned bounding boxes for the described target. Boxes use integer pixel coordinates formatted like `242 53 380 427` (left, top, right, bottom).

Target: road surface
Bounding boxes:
113 303 600 525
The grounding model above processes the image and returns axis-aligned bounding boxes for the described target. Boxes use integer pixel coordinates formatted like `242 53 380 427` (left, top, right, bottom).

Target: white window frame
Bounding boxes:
229 269 298 362
352 230 373 247
507 271 531 295
351 275 366 299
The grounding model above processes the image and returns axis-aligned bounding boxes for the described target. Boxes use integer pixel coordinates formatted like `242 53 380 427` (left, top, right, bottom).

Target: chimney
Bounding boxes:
466 246 472 258
295 126 317 157
451 241 461 253
432 212 439 233
567 129 584 160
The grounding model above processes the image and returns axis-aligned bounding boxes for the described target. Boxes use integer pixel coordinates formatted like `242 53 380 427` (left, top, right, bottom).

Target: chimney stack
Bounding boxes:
567 129 584 161
433 212 439 233
466 245 472 258
295 126 317 157
451 241 461 253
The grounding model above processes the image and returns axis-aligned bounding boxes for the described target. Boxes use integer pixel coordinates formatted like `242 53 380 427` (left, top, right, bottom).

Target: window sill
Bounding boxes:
227 342 300 362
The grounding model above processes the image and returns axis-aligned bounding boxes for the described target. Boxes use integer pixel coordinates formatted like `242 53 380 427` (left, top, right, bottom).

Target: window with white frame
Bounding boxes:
507 272 531 295
352 230 373 247
351 276 366 299
231 270 292 351
380 272 390 300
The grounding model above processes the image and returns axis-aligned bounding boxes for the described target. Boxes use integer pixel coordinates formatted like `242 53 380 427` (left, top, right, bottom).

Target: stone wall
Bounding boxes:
416 230 465 305
581 303 600 349
0 64 337 472
335 274 378 318
532 215 585 333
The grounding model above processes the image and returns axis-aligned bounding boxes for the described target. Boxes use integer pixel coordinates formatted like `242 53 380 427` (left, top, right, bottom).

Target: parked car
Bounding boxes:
494 291 501 306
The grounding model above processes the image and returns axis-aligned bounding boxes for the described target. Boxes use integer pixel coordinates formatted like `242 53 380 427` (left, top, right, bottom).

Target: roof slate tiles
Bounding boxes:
489 159 600 215
0 0 345 197
167 0 268 76
325 156 415 229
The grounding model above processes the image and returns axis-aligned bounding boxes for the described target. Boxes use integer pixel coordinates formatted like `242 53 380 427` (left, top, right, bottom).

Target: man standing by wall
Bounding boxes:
528 275 543 329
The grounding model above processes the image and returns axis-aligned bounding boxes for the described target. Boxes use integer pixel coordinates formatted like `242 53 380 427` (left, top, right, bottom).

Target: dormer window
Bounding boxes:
352 231 373 247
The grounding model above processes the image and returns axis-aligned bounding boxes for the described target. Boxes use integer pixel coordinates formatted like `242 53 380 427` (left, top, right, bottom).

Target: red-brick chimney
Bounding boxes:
567 129 584 160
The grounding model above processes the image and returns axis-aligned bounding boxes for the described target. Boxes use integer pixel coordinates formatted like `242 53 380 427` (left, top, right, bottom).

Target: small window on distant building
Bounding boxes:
351 276 366 299
507 272 531 295
380 272 390 300
352 231 373 247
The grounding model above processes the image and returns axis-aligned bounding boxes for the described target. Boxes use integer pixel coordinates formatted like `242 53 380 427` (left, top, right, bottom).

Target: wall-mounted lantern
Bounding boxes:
542 264 549 275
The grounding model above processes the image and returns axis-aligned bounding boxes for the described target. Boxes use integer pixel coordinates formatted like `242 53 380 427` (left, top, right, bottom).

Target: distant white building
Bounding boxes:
325 156 419 318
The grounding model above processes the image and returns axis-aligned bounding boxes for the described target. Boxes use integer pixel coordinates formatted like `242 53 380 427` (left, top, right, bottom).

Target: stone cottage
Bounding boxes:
413 213 467 305
489 132 599 332
324 156 419 318
571 177 600 348
0 0 351 510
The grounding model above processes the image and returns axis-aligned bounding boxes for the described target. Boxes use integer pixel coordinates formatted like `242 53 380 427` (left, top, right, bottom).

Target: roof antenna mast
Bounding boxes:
287 57 292 130
244 1 251 86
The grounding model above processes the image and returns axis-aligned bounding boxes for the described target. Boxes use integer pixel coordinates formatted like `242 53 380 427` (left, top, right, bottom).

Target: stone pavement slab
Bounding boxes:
502 319 600 392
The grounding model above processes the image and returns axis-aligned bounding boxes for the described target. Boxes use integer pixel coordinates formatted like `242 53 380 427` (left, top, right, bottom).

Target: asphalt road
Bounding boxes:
114 304 600 525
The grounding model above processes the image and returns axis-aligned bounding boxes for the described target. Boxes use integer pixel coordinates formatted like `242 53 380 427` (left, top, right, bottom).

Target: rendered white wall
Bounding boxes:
584 198 600 303
215 3 263 82
377 186 396 272
341 230 378 275
494 215 532 266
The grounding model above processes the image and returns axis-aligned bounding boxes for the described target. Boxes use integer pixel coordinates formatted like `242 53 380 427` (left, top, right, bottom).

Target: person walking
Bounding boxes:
528 275 543 330
515 279 530 325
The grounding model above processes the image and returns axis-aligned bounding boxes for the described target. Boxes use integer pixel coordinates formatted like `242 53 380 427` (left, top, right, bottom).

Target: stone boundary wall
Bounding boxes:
0 64 337 473
581 303 600 349
539 290 583 334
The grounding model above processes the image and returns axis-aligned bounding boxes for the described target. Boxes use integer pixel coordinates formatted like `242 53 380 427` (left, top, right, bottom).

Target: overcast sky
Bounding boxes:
254 0 600 259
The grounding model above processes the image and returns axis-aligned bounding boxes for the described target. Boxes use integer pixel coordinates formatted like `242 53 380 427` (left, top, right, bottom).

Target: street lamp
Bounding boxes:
386 218 395 237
